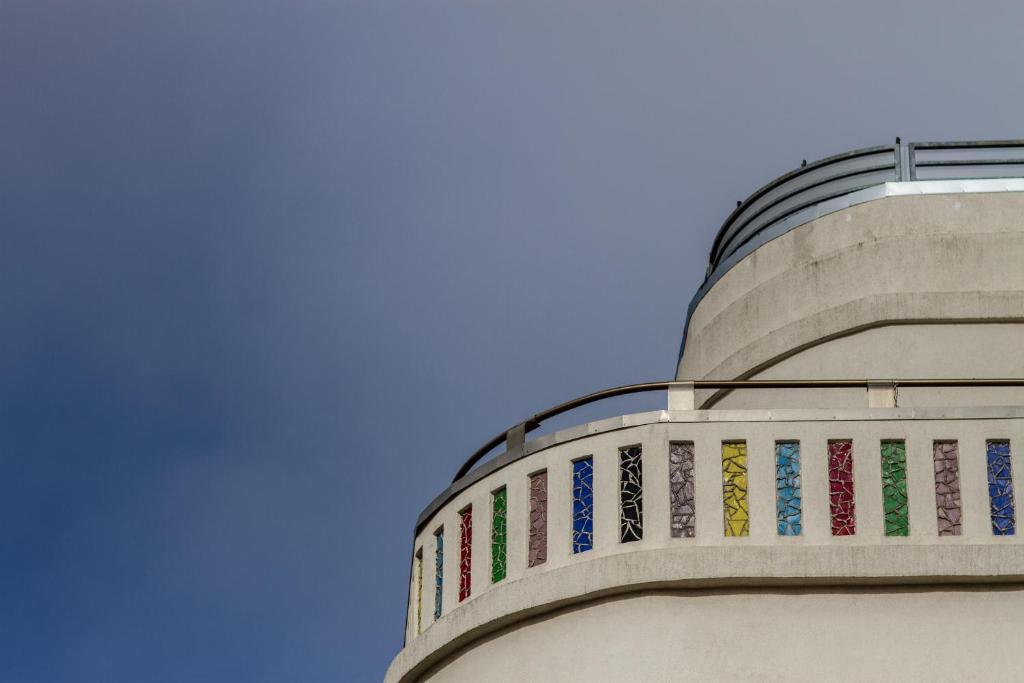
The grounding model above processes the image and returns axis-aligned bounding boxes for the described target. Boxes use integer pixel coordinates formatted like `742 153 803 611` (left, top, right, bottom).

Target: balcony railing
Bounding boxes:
440 378 1024 503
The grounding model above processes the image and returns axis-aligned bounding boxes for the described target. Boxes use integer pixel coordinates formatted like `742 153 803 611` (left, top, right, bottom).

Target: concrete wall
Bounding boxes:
386 408 1024 682
677 191 1024 409
421 587 1024 682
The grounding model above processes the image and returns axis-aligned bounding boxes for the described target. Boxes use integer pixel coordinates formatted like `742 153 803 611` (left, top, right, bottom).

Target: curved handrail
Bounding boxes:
708 145 898 270
452 377 1024 484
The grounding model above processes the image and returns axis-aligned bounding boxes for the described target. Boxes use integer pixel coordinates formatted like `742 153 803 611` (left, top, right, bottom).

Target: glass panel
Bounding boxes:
669 442 696 538
881 441 909 536
619 446 643 543
987 441 1016 535
433 530 443 620
458 508 472 602
933 441 962 536
775 441 802 536
491 489 507 583
572 457 594 553
722 442 749 537
828 440 856 536
528 471 548 567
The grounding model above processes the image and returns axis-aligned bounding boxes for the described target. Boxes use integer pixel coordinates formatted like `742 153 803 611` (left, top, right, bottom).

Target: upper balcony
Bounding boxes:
678 140 1024 404
387 380 1024 683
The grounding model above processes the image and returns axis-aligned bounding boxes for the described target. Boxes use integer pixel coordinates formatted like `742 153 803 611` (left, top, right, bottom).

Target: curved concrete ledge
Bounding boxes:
385 544 1024 682
679 191 1024 384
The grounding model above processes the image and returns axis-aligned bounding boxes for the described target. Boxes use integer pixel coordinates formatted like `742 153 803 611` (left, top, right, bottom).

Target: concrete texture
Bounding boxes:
678 192 1024 408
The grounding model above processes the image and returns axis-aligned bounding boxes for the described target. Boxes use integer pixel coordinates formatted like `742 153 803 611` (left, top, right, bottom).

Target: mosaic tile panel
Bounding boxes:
881 441 909 536
669 442 696 538
528 471 548 567
721 442 749 537
987 441 1016 536
458 507 472 602
880 440 913 536
491 488 507 583
933 441 962 536
619 446 643 543
572 457 594 553
828 440 856 536
775 441 801 536
415 550 423 635
433 530 443 620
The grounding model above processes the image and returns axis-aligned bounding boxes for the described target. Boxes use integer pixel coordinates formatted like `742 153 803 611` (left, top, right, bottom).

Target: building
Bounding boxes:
385 140 1024 682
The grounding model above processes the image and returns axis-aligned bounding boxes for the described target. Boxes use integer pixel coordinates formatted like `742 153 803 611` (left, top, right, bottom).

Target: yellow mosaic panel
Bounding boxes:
722 442 749 536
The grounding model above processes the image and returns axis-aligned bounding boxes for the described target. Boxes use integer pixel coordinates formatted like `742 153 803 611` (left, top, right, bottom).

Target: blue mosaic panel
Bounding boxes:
775 441 802 536
433 530 444 620
987 441 1016 536
572 457 594 553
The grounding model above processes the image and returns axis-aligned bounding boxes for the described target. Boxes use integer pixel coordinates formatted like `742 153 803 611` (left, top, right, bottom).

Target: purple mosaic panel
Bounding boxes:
933 441 962 536
528 471 548 567
669 442 696 538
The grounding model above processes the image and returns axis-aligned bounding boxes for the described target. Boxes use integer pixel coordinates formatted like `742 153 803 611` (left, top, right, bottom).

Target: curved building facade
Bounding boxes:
386 141 1024 682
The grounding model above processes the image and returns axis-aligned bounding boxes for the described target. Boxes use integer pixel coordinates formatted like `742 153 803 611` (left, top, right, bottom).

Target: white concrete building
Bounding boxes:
386 140 1024 682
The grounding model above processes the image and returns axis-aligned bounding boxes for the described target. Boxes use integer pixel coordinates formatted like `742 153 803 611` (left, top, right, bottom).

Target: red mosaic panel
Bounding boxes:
828 440 856 536
458 506 472 602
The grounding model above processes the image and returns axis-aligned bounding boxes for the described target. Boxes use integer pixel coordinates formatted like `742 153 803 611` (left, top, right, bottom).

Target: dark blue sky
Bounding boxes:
3 2 1024 681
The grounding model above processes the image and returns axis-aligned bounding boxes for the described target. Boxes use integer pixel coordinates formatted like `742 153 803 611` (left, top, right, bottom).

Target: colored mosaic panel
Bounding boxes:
528 471 548 567
458 507 472 602
775 441 802 536
721 442 749 537
619 446 644 543
491 488 507 583
669 442 696 538
881 441 909 536
415 549 423 635
987 441 1016 535
572 457 594 553
933 441 962 536
433 530 443 620
828 440 856 536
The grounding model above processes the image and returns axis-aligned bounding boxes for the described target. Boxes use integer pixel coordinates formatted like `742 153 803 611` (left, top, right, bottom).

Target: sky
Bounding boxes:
3 1 1024 681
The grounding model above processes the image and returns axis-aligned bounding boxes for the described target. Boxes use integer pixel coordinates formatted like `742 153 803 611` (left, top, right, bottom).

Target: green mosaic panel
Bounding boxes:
881 440 909 536
491 488 507 583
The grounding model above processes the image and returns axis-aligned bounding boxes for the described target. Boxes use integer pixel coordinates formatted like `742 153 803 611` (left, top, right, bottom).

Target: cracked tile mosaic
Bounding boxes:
459 507 472 601
619 446 643 543
528 471 548 567
669 442 696 538
433 530 443 620
415 549 423 635
775 441 801 536
986 441 1016 535
572 457 594 553
933 441 962 536
491 488 507 583
881 441 909 536
828 440 856 536
721 442 749 537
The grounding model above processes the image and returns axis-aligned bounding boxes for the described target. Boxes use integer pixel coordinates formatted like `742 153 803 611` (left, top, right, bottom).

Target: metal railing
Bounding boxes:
453 378 1024 483
707 139 1024 276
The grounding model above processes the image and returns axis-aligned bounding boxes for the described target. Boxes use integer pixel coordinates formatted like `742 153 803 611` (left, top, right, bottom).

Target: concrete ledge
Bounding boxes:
416 406 1024 534
385 543 1024 682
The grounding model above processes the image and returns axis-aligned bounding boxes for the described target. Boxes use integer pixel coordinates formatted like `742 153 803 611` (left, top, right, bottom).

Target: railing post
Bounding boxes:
867 380 897 408
505 422 528 460
668 382 695 411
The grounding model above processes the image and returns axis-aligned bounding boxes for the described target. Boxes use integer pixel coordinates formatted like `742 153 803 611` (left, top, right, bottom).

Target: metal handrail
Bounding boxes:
707 139 1024 275
453 378 1024 483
